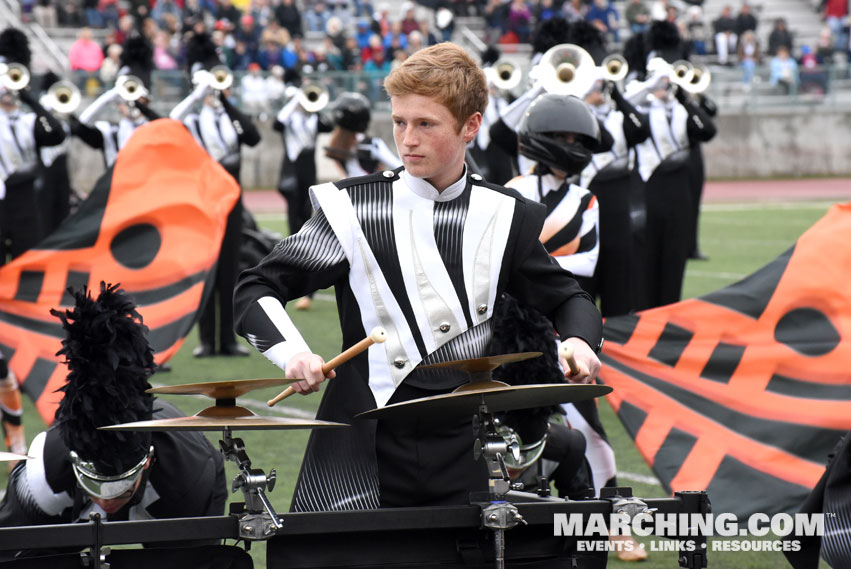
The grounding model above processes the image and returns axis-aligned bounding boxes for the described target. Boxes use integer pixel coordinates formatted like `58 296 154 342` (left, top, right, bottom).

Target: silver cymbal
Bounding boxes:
357 381 612 421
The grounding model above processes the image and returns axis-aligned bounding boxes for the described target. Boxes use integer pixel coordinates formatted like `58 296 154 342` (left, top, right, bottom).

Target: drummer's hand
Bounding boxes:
560 338 601 385
285 352 336 395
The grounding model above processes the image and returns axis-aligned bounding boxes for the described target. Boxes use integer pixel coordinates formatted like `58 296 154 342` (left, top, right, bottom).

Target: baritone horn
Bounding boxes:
0 62 30 91
115 74 145 102
297 83 330 113
530 43 597 97
46 80 81 114
684 64 711 94
491 59 521 91
600 54 628 83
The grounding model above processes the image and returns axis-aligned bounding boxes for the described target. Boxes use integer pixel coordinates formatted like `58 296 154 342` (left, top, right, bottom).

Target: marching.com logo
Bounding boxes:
554 513 824 553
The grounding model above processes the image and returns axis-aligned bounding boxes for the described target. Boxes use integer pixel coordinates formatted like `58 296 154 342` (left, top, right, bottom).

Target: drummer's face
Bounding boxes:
89 459 150 514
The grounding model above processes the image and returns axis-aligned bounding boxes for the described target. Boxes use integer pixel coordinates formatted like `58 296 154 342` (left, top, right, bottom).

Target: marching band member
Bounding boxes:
36 71 74 236
469 46 515 186
581 77 651 316
0 27 65 263
71 35 160 170
0 284 226 542
323 91 401 178
627 56 717 309
171 32 260 358
235 43 603 511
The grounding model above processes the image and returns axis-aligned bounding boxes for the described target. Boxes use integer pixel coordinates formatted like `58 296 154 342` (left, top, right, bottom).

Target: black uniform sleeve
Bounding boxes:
134 100 161 122
503 198 603 353
69 115 105 149
698 94 718 117
675 86 717 143
595 118 614 153
610 83 651 146
317 112 335 134
19 89 65 147
220 94 261 147
234 208 349 340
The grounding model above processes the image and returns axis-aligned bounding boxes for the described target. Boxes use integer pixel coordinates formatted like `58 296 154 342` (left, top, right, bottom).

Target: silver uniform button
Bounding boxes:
471 173 483 181
439 322 451 333
382 170 395 178
393 357 406 369
477 304 488 314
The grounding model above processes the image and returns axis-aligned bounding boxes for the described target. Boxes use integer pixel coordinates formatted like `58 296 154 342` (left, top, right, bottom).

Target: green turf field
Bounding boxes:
4 198 841 568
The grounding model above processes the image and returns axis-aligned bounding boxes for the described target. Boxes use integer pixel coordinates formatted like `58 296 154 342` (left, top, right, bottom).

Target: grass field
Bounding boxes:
3 197 843 568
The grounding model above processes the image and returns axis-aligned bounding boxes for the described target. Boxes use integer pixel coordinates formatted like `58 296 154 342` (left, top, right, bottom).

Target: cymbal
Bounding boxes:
357 381 612 421
420 352 542 374
0 451 30 461
148 378 297 399
100 413 349 432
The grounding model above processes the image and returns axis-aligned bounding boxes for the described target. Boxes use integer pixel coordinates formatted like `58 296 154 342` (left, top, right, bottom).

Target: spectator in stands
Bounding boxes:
684 5 707 55
99 42 123 83
261 19 293 48
153 30 179 70
383 20 408 51
822 0 848 50
342 35 363 70
815 26 835 65
256 38 284 70
34 0 58 29
562 0 587 22
99 0 120 29
534 0 558 22
435 5 456 42
218 0 242 28
799 44 829 94
306 2 332 33
152 0 183 30
713 4 737 64
183 0 215 33
418 19 438 46
767 17 793 56
407 29 424 53
734 3 757 37
769 45 799 94
235 13 261 58
276 0 303 38
321 36 344 69
363 42 390 72
265 64 286 106
625 0 651 35
83 0 101 27
737 29 760 88
400 2 420 35
586 0 620 43
240 62 268 117
355 17 373 48
69 27 105 72
58 0 83 26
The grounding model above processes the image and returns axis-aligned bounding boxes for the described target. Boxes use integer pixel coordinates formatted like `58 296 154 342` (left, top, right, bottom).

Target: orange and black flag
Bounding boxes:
600 203 851 518
0 119 240 424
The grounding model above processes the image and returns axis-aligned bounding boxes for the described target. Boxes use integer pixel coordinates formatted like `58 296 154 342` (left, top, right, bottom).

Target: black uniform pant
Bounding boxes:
278 149 316 237
375 382 488 507
686 145 706 257
641 161 693 309
198 181 243 350
1 173 44 265
37 156 72 237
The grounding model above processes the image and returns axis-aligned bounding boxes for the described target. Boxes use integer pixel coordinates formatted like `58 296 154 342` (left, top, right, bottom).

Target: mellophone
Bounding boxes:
0 335 711 568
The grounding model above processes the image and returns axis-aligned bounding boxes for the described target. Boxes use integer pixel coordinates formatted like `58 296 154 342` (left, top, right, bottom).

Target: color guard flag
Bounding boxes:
600 203 851 519
0 119 240 423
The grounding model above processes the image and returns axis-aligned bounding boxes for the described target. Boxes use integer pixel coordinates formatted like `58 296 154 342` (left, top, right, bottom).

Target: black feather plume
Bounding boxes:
185 31 221 74
0 28 31 67
531 17 572 57
647 20 685 63
52 283 155 475
567 20 607 64
119 34 154 88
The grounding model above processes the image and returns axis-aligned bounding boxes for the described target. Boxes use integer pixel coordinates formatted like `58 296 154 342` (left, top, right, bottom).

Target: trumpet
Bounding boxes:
297 83 330 113
672 60 695 86
683 63 711 94
600 54 628 83
489 59 522 91
529 44 598 98
46 80 81 114
0 62 30 91
115 74 145 102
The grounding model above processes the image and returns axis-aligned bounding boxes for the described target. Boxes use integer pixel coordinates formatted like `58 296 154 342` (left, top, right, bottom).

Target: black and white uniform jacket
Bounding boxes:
0 99 64 193
632 92 716 182
234 167 602 510
506 171 599 278
580 87 650 188
0 401 227 528
274 93 333 164
74 88 153 168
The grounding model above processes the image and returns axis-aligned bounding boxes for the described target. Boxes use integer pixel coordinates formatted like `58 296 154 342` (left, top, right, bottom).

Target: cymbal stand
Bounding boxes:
220 427 283 540
472 400 526 569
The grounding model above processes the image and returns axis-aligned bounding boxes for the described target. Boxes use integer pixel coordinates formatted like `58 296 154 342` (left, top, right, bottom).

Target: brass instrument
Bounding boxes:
490 59 522 91
297 83 330 113
529 44 598 98
0 62 30 91
600 54 628 83
209 65 233 91
45 80 81 114
115 74 145 102
683 63 711 94
672 60 695 86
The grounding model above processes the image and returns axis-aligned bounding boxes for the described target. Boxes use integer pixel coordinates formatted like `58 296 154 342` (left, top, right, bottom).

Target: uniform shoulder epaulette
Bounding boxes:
334 167 401 190
469 172 525 202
